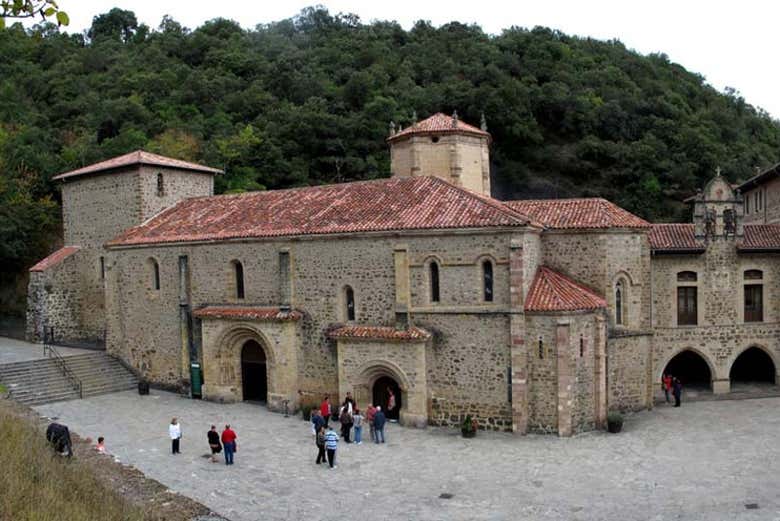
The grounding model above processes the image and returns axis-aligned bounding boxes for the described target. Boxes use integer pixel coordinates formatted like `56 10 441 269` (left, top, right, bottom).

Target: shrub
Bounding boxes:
461 415 479 437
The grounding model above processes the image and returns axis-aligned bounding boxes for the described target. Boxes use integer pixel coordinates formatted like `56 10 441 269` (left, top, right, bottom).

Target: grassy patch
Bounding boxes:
0 400 143 521
0 384 6 394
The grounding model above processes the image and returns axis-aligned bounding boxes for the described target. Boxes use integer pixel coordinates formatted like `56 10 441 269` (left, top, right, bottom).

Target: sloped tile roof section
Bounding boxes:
193 306 303 321
29 246 80 272
503 198 650 229
738 224 780 251
737 163 780 192
648 224 705 252
387 113 490 143
327 325 431 341
53 150 223 181
524 266 607 313
107 176 531 247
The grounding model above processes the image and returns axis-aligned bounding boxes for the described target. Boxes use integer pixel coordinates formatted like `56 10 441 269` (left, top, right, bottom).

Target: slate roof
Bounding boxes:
387 113 490 142
327 325 431 341
107 176 532 247
649 224 704 252
524 266 606 313
736 163 780 192
193 306 303 321
503 198 650 229
29 246 80 272
738 224 780 251
53 150 223 181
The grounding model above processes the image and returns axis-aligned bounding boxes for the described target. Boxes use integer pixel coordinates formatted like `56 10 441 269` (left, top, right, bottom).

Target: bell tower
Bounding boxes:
387 111 492 196
693 168 744 240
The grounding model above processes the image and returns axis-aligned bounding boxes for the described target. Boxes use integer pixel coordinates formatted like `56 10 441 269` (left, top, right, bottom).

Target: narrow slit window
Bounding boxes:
233 261 245 299
429 261 440 303
156 172 164 196
580 336 585 358
345 286 355 321
538 338 544 359
151 259 160 291
99 256 105 281
482 260 493 302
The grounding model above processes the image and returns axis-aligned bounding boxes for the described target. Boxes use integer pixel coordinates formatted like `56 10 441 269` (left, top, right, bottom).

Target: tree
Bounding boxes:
88 8 138 43
0 0 68 28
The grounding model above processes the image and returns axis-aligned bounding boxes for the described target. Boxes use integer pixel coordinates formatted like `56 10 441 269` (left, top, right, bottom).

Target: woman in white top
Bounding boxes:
169 417 182 454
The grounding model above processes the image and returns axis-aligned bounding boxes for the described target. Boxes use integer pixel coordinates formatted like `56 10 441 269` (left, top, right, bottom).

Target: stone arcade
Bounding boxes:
27 113 780 436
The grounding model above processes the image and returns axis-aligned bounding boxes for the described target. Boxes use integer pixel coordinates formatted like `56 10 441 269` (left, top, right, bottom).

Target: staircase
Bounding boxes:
0 352 138 406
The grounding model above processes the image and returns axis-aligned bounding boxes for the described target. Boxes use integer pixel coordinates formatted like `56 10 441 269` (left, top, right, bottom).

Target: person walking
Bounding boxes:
221 424 237 465
343 392 356 414
387 388 397 422
315 425 326 465
207 425 221 463
311 408 324 437
324 426 339 469
339 404 353 443
373 406 386 444
662 373 673 403
352 408 364 444
320 395 331 428
672 377 682 408
169 418 182 455
366 403 377 442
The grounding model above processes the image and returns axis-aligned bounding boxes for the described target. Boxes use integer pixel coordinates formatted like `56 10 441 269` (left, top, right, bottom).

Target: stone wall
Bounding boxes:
607 332 652 411
742 177 780 224
137 166 214 221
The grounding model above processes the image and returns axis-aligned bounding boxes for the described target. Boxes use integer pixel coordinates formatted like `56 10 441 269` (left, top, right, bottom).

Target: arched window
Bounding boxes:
615 281 624 326
233 261 245 300
429 261 440 303
149 258 160 291
345 286 355 321
156 172 164 196
482 260 493 302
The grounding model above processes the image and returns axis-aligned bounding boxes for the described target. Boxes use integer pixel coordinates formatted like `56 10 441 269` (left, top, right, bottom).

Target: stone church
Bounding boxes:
27 112 780 436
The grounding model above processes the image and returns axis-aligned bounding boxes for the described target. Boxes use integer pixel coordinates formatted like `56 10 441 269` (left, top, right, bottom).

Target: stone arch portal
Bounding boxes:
662 349 713 391
241 339 267 402
730 346 776 386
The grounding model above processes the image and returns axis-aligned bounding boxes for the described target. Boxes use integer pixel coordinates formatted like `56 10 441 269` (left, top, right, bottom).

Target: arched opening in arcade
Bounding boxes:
663 350 712 393
372 375 402 421
730 347 776 388
241 339 267 403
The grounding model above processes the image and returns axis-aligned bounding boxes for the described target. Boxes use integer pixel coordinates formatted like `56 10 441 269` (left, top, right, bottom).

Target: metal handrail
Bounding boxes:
43 342 83 399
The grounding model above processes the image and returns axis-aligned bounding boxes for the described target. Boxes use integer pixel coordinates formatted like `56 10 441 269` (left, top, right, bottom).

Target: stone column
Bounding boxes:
556 322 573 437
712 378 730 394
509 238 528 434
449 137 462 186
481 137 491 196
593 315 607 428
393 246 411 323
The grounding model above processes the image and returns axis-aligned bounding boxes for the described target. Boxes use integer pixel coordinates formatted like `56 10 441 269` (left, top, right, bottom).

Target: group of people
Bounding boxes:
662 374 683 407
167 417 239 465
311 391 392 469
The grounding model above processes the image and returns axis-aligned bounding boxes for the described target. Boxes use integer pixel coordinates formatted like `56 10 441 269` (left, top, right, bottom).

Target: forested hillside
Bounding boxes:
1 6 779 312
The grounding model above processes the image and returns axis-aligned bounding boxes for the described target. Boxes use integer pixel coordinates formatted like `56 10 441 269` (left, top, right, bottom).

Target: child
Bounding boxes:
324 426 339 469
95 436 106 453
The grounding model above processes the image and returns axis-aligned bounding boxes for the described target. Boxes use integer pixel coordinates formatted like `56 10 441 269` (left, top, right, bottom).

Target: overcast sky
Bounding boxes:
45 0 780 119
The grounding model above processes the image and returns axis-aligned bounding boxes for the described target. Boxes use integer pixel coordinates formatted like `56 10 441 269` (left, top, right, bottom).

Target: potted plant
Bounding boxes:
607 412 624 433
461 415 478 438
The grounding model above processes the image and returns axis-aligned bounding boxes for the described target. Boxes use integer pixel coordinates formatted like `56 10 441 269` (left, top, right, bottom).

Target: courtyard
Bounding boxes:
34 390 780 521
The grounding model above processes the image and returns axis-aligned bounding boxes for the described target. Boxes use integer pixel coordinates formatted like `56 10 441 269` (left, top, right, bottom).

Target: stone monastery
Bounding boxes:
26 112 780 436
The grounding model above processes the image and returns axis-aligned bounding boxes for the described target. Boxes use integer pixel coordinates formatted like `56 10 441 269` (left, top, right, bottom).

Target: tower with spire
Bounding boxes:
387 111 492 196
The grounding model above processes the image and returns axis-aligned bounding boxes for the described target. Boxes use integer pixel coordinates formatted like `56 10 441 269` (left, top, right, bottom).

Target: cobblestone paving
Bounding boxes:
35 391 780 521
0 336 92 364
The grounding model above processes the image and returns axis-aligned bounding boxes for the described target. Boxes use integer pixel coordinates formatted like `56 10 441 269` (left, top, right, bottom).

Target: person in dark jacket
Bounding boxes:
373 406 386 443
207 425 221 463
672 377 682 407
339 405 353 443
315 425 326 465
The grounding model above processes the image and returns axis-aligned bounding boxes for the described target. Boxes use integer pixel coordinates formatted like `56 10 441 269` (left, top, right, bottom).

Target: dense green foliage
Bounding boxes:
1 6 779 306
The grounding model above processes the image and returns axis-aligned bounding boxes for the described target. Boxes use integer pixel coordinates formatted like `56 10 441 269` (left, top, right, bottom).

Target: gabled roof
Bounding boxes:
649 224 705 252
52 150 223 181
738 224 780 251
524 266 606 313
387 113 490 143
107 176 532 247
29 246 80 272
736 163 780 192
193 306 303 321
327 325 431 342
503 198 650 230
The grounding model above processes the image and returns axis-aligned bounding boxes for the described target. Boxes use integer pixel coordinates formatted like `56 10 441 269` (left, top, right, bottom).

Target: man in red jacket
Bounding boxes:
221 424 237 466
320 395 331 428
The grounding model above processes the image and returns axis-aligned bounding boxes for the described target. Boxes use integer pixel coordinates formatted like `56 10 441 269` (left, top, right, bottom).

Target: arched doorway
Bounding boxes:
730 347 776 386
373 376 402 421
241 339 267 402
663 350 712 392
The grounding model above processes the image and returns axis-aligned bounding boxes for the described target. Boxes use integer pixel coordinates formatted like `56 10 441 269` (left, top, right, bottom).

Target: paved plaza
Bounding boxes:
33 390 780 521
0 336 92 364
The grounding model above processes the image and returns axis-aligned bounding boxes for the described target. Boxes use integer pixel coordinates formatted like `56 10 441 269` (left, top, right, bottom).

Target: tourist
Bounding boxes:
320 395 331 428
352 408 364 444
366 403 377 442
207 425 221 463
672 377 682 407
373 405 386 443
343 391 356 413
324 426 339 469
387 387 397 422
221 424 238 465
339 403 354 443
662 373 673 403
311 408 324 437
95 436 106 454
315 425 326 465
169 418 182 455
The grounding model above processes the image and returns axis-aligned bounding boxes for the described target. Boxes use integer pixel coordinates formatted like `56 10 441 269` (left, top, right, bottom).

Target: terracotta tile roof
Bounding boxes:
29 246 80 272
503 198 650 229
107 176 531 247
387 113 490 142
193 306 303 321
53 150 223 181
649 224 705 252
327 325 431 341
524 266 606 312
738 224 780 251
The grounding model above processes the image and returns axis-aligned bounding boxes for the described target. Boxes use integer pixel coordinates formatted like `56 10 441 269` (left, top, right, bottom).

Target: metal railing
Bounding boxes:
43 328 83 399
